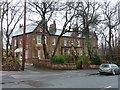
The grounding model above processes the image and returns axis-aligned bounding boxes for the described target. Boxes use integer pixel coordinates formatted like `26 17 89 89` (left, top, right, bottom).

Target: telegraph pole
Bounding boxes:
0 2 2 68
21 0 26 71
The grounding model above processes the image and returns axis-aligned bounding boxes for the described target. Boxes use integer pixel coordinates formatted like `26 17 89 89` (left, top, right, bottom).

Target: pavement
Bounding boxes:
1 63 101 88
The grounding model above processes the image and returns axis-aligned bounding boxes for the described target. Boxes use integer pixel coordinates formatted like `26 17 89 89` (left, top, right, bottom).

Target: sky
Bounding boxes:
1 0 120 48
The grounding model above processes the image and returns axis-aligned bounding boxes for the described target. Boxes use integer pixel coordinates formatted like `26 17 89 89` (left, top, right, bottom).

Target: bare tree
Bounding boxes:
0 1 9 58
28 0 57 59
52 1 79 57
1 0 23 58
101 1 119 61
76 0 100 60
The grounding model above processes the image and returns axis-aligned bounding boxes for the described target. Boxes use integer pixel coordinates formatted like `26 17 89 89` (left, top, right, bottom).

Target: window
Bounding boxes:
64 40 67 46
101 64 109 68
79 50 82 56
20 39 22 44
14 39 17 46
71 40 74 45
40 28 43 32
38 50 41 59
37 35 41 44
77 40 80 46
25 50 28 59
45 36 47 44
26 45 28 49
71 50 75 55
64 49 69 55
52 38 56 45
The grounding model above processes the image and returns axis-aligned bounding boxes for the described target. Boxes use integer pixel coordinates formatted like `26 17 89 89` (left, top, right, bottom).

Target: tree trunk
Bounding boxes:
1 18 3 59
85 27 93 60
52 34 62 57
41 16 49 59
52 27 66 57
6 37 9 59
108 29 114 62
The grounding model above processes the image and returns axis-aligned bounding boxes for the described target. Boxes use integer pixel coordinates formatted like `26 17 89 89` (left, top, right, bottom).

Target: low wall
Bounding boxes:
82 64 99 69
32 58 77 70
33 59 51 68
52 63 77 70
88 65 99 69
32 58 99 70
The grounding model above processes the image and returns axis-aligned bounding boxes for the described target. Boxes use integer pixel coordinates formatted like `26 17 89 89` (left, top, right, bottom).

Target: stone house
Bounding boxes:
12 21 98 60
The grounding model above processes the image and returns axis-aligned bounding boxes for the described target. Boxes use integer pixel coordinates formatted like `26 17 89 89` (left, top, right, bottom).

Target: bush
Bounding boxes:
2 57 21 71
115 60 120 65
91 53 101 65
64 55 75 63
78 55 89 64
77 59 83 69
77 55 89 69
51 55 66 64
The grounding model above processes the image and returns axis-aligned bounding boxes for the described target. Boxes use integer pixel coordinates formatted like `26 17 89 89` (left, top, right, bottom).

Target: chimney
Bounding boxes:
49 20 56 34
71 27 79 37
19 24 23 28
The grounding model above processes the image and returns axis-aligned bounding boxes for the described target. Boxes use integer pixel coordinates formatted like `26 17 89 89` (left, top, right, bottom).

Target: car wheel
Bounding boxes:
112 70 115 75
114 70 119 75
100 72 103 75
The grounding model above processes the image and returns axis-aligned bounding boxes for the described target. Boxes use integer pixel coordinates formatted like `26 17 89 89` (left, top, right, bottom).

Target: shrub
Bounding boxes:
78 55 89 64
77 55 89 69
51 55 66 64
2 57 21 71
64 55 75 63
77 59 83 69
91 53 101 65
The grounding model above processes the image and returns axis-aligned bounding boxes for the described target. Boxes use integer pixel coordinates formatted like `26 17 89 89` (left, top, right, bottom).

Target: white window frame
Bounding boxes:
79 50 83 56
25 50 28 59
38 50 41 59
71 40 74 45
37 35 41 44
26 45 28 49
45 36 47 44
77 40 80 46
52 38 56 45
64 40 67 46
20 39 22 44
40 28 43 32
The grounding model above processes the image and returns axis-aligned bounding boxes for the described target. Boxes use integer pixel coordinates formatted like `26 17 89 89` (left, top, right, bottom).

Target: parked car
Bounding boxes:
99 64 120 75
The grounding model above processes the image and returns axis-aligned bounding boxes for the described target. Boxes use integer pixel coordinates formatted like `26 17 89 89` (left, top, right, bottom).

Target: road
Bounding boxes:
1 68 119 89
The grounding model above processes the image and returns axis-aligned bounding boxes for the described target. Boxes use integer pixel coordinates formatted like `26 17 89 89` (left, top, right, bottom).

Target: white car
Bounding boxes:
99 64 120 75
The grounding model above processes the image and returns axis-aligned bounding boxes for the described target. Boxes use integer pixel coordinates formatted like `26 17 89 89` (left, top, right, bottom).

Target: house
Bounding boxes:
12 21 98 60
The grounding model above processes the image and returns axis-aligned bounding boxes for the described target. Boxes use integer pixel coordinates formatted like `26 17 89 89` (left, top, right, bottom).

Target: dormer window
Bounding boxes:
40 28 43 32
64 40 67 46
37 35 41 44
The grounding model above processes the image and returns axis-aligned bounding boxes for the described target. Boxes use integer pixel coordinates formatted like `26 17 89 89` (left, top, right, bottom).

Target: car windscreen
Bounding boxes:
100 64 109 68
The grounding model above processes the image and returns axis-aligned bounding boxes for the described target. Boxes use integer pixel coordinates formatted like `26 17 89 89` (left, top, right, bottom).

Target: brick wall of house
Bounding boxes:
12 22 98 61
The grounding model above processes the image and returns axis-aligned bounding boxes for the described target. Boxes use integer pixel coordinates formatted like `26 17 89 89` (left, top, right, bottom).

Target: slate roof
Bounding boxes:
12 23 94 39
12 23 38 37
